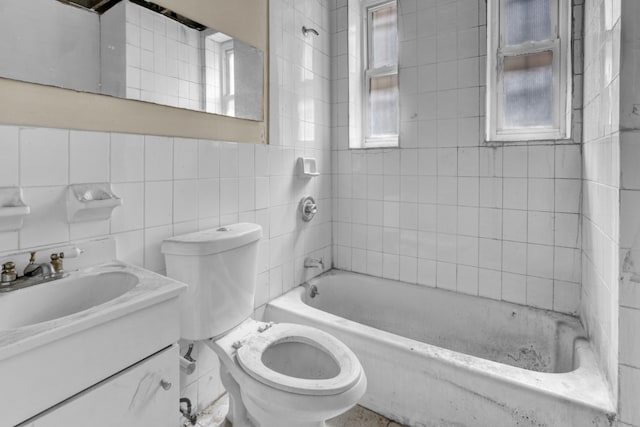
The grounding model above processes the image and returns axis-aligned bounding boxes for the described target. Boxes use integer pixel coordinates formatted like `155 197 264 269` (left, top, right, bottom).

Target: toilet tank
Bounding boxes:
162 223 262 341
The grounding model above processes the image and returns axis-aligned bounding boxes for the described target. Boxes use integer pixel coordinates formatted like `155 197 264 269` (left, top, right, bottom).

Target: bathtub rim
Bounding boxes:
265 270 616 416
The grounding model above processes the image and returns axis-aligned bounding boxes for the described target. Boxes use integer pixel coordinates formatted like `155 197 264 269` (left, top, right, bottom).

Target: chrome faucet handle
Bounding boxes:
24 251 41 277
50 253 64 274
1 261 18 285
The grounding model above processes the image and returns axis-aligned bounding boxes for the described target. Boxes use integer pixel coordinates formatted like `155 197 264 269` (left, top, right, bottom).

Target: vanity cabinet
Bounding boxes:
25 345 178 427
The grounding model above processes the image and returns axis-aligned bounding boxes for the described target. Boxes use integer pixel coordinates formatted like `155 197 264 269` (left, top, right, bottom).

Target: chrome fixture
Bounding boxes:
300 196 318 222
1 262 17 285
302 26 319 36
309 284 320 298
0 247 82 293
304 257 324 270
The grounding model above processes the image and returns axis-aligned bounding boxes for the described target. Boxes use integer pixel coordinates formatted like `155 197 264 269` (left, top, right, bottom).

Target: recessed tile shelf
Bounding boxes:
66 183 122 223
0 187 30 232
299 157 320 177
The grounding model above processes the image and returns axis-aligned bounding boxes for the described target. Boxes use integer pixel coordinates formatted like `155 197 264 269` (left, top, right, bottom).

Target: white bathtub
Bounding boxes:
264 270 616 427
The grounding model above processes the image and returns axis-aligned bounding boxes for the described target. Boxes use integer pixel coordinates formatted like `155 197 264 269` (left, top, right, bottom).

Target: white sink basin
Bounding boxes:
0 241 186 427
0 271 139 330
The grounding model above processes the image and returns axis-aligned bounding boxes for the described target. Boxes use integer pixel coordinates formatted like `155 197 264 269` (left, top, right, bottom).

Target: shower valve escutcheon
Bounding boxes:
300 196 318 222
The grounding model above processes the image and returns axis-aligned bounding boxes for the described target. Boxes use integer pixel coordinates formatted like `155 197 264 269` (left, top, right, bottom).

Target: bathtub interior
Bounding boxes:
303 271 583 373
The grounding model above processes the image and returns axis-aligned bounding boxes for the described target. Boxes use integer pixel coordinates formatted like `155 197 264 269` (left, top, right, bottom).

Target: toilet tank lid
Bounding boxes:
161 223 263 256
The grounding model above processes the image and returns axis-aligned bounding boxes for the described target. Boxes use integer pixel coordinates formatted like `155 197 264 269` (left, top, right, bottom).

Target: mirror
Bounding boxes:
0 0 264 121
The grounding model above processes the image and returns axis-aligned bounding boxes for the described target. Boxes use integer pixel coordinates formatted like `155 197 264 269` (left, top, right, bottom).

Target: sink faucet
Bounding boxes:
0 248 81 292
304 257 324 270
23 252 63 278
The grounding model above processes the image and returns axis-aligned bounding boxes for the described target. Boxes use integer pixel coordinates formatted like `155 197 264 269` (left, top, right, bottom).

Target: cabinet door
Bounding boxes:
33 345 179 427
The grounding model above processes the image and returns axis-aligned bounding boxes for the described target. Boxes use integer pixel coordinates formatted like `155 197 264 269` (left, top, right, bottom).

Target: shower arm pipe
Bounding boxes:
302 26 319 36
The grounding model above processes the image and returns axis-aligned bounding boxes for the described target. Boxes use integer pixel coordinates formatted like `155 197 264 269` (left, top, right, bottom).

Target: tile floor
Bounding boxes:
183 394 403 427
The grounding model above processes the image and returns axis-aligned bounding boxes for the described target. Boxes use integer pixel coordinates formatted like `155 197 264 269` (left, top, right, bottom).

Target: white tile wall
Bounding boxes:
582 0 621 405
331 0 583 314
616 1 640 425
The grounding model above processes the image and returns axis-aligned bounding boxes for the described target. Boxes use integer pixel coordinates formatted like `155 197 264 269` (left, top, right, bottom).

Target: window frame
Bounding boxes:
361 0 399 149
486 0 572 142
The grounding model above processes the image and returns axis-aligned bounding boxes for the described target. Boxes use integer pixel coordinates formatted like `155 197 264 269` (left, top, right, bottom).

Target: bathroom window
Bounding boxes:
486 0 572 142
350 0 399 149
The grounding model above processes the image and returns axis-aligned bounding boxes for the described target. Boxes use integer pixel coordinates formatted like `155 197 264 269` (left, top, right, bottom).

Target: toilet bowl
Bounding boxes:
209 318 366 427
162 223 366 427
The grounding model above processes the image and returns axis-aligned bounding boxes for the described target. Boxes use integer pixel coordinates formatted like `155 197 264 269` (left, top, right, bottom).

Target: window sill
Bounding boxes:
351 137 399 149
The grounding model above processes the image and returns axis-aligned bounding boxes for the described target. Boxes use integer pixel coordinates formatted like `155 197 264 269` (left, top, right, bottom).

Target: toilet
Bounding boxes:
161 223 366 427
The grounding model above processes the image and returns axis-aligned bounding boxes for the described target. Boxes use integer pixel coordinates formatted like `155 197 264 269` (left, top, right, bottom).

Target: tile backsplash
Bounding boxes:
0 123 333 302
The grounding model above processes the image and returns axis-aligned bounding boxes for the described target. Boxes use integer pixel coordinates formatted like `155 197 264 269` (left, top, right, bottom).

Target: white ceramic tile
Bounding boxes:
382 253 400 280
114 230 144 266
145 181 173 227
555 179 581 213
458 147 479 177
174 137 199 180
555 213 580 248
144 224 173 272
20 186 69 248
502 241 527 274
528 145 555 178
255 177 270 209
198 179 219 219
0 125 19 186
478 238 501 270
478 208 501 239
553 247 581 283
220 178 239 215
502 272 526 304
528 178 554 212
527 244 554 279
437 261 457 290
238 143 255 177
503 146 528 178
417 258 436 287
478 268 502 300
503 178 527 210
528 211 555 245
220 142 239 178
0 231 19 252
69 130 110 184
70 218 110 241
399 255 417 283
110 183 144 233
111 133 144 183
145 136 173 181
619 365 640 425
20 128 68 187
239 177 256 212
620 307 640 366
555 144 582 179
364 250 381 277
458 177 479 206
173 180 198 222
502 209 528 242
479 177 502 208
526 276 554 309
457 265 478 295
457 235 478 267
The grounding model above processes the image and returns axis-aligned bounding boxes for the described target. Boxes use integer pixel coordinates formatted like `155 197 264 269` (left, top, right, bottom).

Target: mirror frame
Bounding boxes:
0 0 268 144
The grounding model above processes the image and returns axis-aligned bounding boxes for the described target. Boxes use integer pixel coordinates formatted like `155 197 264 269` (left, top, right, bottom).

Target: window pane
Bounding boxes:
506 0 552 45
370 3 397 68
369 74 398 137
503 51 553 128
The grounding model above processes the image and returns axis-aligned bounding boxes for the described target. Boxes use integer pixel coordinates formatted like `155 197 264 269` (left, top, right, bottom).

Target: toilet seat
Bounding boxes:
235 323 361 396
